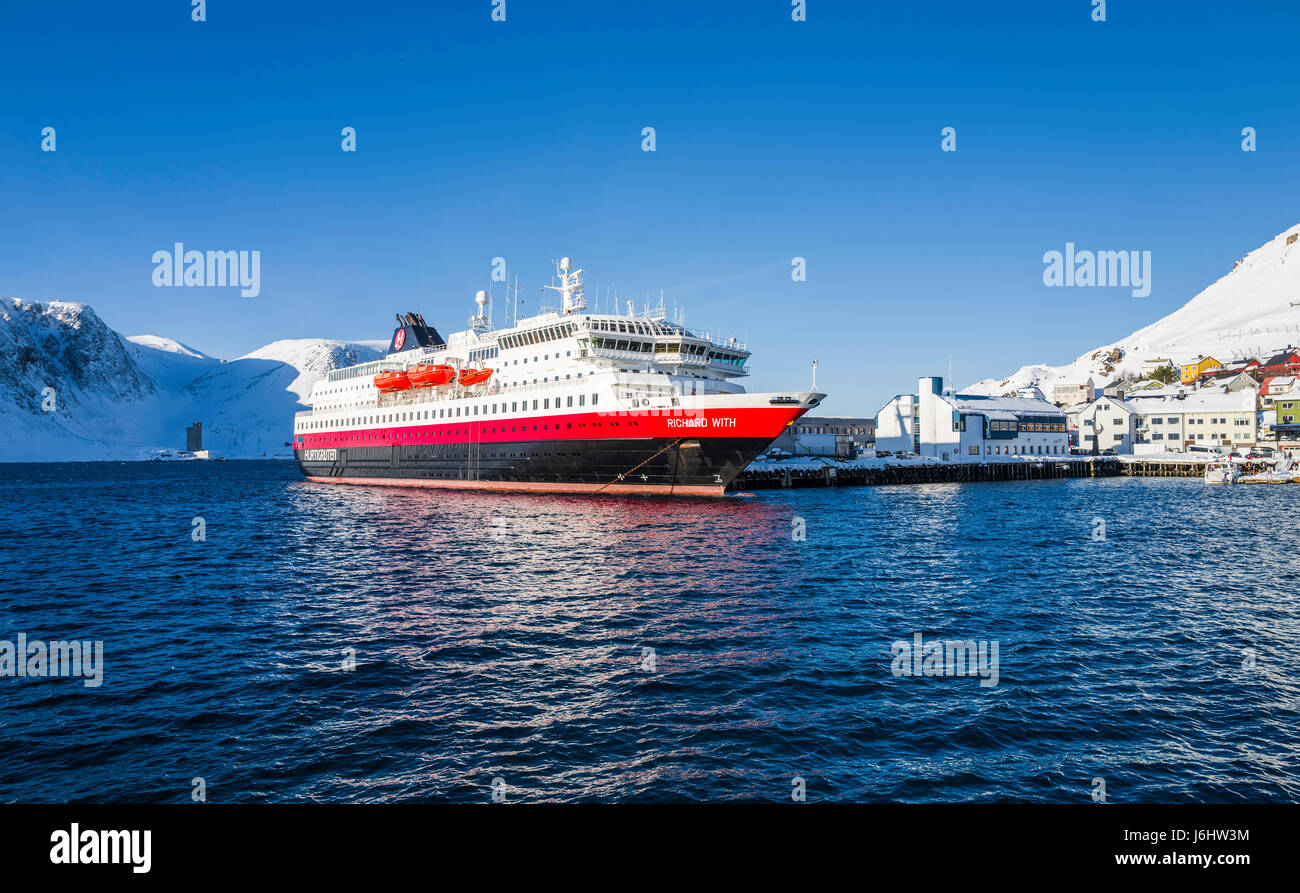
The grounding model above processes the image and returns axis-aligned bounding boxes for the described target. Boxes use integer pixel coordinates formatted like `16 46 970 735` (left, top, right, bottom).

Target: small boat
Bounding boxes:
458 368 493 387
1204 459 1239 484
373 370 412 392
407 364 455 387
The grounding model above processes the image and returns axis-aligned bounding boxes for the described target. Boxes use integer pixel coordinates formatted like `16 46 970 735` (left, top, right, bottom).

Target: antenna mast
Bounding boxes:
542 256 586 314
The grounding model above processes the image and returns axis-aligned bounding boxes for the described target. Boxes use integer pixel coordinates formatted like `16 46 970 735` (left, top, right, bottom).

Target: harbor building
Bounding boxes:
768 416 874 459
1073 397 1139 453
186 422 203 453
876 377 1069 460
1129 388 1258 453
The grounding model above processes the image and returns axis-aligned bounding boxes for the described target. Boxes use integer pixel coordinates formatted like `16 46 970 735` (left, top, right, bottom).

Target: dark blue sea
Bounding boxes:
2 461 1297 803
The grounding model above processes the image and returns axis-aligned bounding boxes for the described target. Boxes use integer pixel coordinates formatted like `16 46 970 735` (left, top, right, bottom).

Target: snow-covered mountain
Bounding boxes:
965 223 1300 397
0 298 383 461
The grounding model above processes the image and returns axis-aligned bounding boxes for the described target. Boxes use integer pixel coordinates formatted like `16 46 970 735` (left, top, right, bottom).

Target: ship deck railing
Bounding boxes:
295 366 747 418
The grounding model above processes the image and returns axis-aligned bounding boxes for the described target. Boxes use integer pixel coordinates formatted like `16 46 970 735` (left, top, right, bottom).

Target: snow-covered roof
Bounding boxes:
944 393 1065 417
1126 384 1186 399
1092 396 1136 414
1129 389 1256 415
1262 348 1300 365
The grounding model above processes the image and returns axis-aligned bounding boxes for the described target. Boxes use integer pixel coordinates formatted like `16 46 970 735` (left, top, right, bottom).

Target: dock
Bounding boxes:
730 456 1280 490
731 457 1119 490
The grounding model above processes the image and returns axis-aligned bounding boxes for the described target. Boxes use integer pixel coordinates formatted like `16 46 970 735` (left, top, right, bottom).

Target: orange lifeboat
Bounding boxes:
458 368 493 387
407 364 455 387
373 370 412 392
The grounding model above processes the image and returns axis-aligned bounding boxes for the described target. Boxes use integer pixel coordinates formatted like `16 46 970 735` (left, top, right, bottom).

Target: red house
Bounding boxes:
1258 348 1300 379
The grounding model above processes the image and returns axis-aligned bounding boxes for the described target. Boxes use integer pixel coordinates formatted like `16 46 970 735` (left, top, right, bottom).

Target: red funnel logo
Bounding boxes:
394 328 406 350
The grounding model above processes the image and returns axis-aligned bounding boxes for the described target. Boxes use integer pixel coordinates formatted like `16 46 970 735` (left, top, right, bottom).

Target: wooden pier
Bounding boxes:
730 456 1278 490
731 457 1120 490
1117 458 1272 477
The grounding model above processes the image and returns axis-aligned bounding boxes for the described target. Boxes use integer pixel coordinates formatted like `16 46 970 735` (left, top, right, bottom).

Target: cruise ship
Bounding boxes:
292 258 824 495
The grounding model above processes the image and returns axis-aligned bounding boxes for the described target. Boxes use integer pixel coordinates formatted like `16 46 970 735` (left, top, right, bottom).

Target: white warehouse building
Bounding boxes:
1127 388 1258 453
876 377 1070 461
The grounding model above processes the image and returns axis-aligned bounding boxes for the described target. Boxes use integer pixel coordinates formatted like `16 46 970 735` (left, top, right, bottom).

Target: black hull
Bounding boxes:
294 436 778 496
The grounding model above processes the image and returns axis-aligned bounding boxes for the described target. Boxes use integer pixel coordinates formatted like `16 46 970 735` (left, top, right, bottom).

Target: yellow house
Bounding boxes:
1180 355 1221 384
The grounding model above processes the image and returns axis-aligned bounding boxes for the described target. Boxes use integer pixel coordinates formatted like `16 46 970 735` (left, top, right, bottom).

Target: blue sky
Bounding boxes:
2 0 1297 415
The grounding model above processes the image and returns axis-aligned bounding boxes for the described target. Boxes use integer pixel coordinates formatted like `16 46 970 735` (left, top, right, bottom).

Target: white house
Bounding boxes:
876 376 1069 461
1073 396 1139 453
1052 377 1095 407
1261 375 1296 408
1140 357 1174 376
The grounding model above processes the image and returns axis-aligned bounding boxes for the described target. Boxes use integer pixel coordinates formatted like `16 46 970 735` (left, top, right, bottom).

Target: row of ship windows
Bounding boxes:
303 394 600 430
588 337 704 356
498 322 579 350
506 352 574 366
590 319 685 336
585 337 745 366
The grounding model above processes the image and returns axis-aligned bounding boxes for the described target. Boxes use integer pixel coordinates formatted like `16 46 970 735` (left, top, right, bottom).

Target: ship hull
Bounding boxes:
295 434 782 496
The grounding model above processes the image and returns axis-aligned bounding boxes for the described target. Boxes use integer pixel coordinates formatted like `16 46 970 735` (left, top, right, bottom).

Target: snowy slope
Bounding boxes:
124 334 222 392
965 223 1300 396
183 340 384 458
0 298 382 461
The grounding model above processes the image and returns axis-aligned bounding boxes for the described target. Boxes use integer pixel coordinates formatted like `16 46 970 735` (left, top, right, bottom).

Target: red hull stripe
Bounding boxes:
305 476 726 497
294 406 805 450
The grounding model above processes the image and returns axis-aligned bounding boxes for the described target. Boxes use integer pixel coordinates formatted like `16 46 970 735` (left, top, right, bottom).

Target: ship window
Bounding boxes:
592 394 598 405
567 396 573 407
579 395 585 406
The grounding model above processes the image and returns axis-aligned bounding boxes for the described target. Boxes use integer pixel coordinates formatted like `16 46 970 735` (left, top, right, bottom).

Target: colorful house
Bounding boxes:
1272 384 1300 447
1258 348 1300 380
1180 355 1222 384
